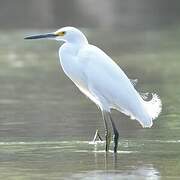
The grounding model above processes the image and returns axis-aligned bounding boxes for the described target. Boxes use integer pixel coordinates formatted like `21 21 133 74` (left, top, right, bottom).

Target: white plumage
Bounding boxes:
59 29 162 128
25 26 162 152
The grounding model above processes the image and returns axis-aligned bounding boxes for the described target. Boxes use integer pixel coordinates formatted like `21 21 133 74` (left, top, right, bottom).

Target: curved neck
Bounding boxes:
64 30 88 46
70 35 88 45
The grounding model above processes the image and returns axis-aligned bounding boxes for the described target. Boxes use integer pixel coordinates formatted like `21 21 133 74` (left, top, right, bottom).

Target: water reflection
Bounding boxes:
0 140 161 179
66 167 160 180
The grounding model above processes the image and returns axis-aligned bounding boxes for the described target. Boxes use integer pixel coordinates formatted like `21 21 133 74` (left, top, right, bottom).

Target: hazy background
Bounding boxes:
1 0 180 30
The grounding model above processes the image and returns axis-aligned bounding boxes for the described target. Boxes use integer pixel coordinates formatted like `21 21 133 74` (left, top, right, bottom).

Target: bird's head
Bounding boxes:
24 26 88 44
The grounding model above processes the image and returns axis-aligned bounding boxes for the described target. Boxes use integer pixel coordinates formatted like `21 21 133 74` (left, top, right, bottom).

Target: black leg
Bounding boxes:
108 113 119 153
102 111 111 152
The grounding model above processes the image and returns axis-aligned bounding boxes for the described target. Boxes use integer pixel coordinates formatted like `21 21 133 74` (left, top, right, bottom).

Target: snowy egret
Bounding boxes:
25 27 162 153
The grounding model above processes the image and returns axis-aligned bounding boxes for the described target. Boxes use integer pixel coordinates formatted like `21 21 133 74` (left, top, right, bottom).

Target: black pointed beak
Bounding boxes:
24 33 58 40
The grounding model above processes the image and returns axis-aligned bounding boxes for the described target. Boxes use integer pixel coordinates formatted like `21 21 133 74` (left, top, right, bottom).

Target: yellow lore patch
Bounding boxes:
55 31 66 36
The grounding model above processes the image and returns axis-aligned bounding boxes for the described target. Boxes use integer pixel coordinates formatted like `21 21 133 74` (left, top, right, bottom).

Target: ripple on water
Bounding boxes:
0 140 141 155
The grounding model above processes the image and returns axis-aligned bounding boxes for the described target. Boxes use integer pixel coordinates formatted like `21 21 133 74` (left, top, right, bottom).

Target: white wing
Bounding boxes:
77 45 162 128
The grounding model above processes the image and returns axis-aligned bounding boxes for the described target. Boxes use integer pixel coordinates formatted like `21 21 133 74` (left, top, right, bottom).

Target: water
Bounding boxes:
0 28 180 179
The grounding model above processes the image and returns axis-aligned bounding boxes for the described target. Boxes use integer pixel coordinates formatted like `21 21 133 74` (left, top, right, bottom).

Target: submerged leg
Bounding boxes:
108 113 119 153
102 111 111 152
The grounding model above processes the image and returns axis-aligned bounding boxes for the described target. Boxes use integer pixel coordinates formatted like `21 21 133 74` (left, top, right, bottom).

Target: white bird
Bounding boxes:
25 27 162 153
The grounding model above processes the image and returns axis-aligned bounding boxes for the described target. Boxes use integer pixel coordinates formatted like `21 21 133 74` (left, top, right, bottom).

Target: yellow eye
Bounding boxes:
56 31 66 36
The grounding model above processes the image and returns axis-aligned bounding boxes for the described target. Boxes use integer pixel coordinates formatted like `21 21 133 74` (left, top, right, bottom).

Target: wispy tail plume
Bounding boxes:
143 93 162 121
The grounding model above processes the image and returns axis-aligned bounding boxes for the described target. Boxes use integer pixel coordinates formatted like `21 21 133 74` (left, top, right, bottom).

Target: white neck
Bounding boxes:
69 34 88 45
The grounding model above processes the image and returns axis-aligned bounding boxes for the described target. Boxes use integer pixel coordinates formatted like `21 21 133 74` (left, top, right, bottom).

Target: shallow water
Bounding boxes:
0 28 180 179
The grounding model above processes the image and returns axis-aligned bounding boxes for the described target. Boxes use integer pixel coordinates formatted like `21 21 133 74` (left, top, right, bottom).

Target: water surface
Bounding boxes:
0 28 179 179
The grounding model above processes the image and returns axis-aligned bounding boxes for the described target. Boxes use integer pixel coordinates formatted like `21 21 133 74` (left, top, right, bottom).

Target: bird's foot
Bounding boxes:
93 129 103 142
